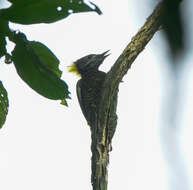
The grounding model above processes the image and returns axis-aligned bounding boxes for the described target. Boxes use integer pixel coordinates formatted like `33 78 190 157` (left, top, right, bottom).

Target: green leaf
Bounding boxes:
0 33 6 59
0 81 9 129
30 41 62 78
7 0 40 5
11 32 70 103
60 99 68 106
0 18 8 58
0 0 102 24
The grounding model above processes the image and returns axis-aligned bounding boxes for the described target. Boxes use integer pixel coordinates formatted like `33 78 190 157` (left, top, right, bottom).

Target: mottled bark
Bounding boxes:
90 1 176 190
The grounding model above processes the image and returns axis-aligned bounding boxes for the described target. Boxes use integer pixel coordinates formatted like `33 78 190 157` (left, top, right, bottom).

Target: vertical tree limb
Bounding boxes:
90 1 181 190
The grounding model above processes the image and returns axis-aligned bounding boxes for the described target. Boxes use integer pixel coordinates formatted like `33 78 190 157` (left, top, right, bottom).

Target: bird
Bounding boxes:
68 51 118 188
68 50 110 127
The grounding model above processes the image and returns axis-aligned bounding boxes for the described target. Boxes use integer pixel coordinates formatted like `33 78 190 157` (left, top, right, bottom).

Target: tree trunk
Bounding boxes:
90 1 181 190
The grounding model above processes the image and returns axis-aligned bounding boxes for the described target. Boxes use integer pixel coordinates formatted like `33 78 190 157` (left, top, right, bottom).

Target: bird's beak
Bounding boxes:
101 50 111 58
95 50 111 67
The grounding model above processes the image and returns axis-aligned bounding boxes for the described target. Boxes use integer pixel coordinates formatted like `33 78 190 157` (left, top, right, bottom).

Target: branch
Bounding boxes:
108 2 163 93
91 1 171 190
99 1 164 146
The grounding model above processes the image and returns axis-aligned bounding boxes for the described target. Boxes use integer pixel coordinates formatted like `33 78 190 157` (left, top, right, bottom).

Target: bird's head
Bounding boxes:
68 50 110 77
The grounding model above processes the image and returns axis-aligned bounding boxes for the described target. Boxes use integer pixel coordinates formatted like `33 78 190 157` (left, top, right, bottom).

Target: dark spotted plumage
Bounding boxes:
73 51 115 188
74 51 109 126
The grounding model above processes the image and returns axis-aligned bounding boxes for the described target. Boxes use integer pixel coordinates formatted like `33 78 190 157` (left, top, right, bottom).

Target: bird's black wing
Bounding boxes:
76 72 106 126
76 79 91 125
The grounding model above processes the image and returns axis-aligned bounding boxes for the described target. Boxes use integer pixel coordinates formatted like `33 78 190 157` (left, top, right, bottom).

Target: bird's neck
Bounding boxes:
81 69 98 79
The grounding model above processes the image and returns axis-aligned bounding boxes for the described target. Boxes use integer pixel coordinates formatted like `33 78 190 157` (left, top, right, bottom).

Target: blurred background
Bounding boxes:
0 0 193 189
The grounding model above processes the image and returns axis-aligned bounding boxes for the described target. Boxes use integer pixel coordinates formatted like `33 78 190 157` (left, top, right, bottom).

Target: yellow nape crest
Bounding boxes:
67 63 81 77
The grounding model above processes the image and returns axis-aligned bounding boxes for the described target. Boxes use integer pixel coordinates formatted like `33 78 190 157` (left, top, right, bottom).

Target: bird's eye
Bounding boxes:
86 54 96 60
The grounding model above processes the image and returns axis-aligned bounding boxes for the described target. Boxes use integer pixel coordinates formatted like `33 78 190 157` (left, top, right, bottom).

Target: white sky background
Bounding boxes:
0 0 193 190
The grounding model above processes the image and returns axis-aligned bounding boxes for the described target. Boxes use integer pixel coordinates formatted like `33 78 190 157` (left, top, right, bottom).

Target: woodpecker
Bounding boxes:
68 50 110 127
